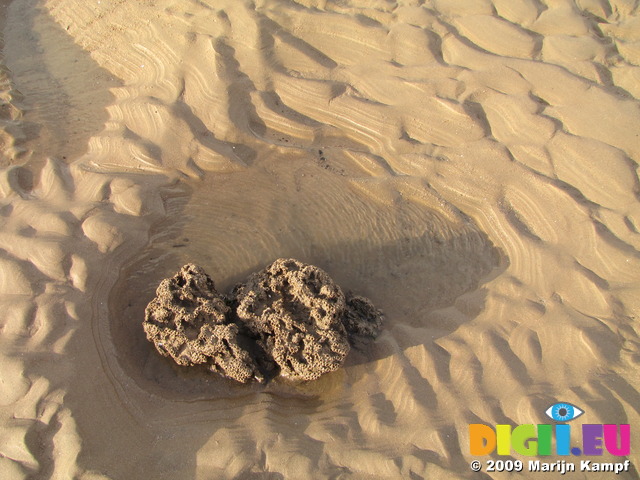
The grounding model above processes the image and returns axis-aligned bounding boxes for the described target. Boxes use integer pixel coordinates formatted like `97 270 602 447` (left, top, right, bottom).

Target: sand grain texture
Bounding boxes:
0 0 639 478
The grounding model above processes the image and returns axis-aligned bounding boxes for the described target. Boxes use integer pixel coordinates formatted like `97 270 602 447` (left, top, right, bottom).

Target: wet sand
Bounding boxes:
0 0 639 478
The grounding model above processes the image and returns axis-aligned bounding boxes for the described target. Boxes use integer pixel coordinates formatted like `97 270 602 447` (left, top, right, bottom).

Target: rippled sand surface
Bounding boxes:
1 0 639 478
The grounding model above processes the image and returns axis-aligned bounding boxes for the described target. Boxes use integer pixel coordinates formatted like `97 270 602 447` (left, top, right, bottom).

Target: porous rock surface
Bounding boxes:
143 259 383 383
343 294 384 340
143 264 261 383
233 258 351 381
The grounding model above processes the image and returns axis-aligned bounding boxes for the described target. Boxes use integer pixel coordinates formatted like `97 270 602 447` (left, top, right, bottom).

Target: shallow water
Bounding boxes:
109 148 499 404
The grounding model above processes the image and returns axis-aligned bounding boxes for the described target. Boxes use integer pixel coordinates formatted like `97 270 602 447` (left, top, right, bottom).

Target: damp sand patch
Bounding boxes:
107 159 500 405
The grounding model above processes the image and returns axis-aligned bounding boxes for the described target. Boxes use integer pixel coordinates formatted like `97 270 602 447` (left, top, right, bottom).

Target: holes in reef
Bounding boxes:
109 156 500 400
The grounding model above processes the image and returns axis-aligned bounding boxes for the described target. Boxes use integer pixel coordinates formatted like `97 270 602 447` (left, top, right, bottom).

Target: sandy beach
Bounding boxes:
0 0 639 478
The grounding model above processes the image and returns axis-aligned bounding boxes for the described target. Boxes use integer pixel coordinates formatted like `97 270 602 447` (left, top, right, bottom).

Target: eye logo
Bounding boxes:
545 402 584 422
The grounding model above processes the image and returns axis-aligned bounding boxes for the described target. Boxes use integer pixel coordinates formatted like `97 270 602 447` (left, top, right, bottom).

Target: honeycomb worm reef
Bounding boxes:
143 259 383 383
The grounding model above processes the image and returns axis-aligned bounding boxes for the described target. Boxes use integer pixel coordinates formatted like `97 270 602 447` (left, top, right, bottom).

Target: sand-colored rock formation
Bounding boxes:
342 294 384 341
144 259 383 383
143 264 261 383
234 258 352 381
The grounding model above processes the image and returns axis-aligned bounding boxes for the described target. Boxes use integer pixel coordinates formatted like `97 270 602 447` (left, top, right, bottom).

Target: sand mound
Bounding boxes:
144 259 382 383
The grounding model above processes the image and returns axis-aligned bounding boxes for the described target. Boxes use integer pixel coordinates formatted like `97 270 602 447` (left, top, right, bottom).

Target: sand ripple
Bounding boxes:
0 0 639 478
